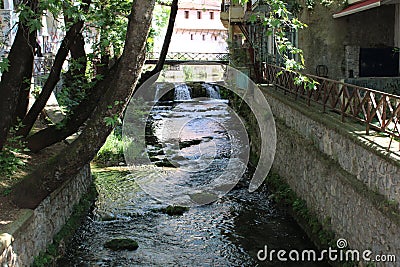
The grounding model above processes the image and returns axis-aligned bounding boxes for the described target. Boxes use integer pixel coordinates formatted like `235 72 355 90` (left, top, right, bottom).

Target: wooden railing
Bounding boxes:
146 52 229 62
263 64 400 150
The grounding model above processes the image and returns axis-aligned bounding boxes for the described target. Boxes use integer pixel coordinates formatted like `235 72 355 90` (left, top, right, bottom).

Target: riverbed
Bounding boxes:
58 82 328 266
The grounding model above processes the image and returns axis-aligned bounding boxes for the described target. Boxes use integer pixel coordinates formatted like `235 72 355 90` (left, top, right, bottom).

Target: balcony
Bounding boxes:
220 10 229 28
220 2 245 28
229 5 245 22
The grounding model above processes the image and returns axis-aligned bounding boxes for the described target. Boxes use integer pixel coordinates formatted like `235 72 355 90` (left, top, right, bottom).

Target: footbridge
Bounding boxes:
145 52 229 65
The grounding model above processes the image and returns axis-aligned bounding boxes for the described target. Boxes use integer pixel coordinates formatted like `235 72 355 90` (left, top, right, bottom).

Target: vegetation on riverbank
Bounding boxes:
265 172 361 267
32 182 98 267
266 172 335 247
93 127 126 167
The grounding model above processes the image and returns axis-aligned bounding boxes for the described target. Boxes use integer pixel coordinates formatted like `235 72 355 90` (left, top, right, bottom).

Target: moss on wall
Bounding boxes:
32 182 98 267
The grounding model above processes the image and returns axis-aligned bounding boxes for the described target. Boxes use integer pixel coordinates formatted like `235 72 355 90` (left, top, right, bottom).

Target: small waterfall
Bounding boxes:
202 83 221 99
154 83 164 101
174 83 191 101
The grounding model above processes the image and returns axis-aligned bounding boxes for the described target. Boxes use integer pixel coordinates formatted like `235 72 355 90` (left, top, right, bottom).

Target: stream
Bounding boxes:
58 82 328 266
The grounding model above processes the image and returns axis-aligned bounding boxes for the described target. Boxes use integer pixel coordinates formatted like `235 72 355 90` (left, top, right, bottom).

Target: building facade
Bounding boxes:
167 0 228 55
221 0 400 88
299 0 400 81
0 0 64 56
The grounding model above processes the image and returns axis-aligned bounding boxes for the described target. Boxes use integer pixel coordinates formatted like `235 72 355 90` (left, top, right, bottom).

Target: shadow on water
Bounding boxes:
58 83 330 267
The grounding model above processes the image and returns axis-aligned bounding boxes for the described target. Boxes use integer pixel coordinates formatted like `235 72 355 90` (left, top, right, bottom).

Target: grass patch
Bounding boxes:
93 129 126 167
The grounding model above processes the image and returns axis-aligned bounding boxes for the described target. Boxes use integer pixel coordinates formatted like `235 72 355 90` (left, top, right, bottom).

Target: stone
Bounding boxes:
104 238 139 251
161 205 189 216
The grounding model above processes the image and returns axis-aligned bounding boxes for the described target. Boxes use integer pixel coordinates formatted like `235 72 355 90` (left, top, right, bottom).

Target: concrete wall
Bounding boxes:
0 164 92 266
298 3 396 80
262 87 400 262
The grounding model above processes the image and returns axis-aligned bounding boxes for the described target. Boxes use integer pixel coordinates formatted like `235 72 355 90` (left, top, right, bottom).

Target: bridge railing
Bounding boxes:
146 52 229 62
263 64 400 150
33 54 55 86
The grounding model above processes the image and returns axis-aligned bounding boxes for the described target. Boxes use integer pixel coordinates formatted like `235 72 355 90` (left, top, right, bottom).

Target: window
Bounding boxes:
191 34 194 40
197 11 202 19
184 11 189 19
202 35 206 41
210 12 214 20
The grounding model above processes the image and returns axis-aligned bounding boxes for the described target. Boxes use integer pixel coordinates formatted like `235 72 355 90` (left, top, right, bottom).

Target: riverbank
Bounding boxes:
0 164 92 266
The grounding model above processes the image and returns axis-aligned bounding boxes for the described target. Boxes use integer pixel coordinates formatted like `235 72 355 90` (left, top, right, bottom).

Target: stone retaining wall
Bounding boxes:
263 87 400 264
0 164 92 266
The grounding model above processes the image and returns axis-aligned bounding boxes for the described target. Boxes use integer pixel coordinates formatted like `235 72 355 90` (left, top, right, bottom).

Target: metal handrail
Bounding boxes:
262 63 400 150
146 52 229 61
32 55 55 86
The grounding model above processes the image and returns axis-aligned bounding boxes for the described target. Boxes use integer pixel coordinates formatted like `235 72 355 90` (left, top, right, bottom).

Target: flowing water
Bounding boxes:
202 83 221 99
174 83 191 101
58 83 328 267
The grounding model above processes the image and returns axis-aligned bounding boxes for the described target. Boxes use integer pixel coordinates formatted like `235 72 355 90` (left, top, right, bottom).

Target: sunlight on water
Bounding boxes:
58 82 327 267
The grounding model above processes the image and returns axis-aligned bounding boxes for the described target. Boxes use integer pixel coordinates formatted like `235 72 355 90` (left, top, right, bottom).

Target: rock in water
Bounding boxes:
104 238 139 251
162 205 189 216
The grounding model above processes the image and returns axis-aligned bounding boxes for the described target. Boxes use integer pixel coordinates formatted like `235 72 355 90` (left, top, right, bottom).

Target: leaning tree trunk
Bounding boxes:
27 0 179 152
14 77 31 123
17 20 88 137
61 3 89 102
138 0 178 85
17 0 91 137
25 60 120 152
11 0 156 209
0 0 38 150
61 32 87 100
96 25 112 76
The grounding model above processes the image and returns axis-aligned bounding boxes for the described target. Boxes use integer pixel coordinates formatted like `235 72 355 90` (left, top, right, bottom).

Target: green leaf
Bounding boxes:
0 58 10 72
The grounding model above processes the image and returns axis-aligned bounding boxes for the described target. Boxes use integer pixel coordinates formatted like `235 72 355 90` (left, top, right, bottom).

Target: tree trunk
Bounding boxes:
17 20 87 137
96 26 111 76
0 0 38 150
14 80 31 123
154 0 178 74
62 3 89 103
61 33 88 103
11 0 156 209
26 60 119 152
17 0 91 137
138 0 178 85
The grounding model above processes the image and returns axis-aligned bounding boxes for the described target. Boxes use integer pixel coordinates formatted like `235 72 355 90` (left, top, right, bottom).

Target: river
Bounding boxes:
58 82 328 266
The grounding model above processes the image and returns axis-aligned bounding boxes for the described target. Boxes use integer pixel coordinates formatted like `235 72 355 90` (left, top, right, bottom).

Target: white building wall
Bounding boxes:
166 0 228 55
0 0 17 53
168 29 227 53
